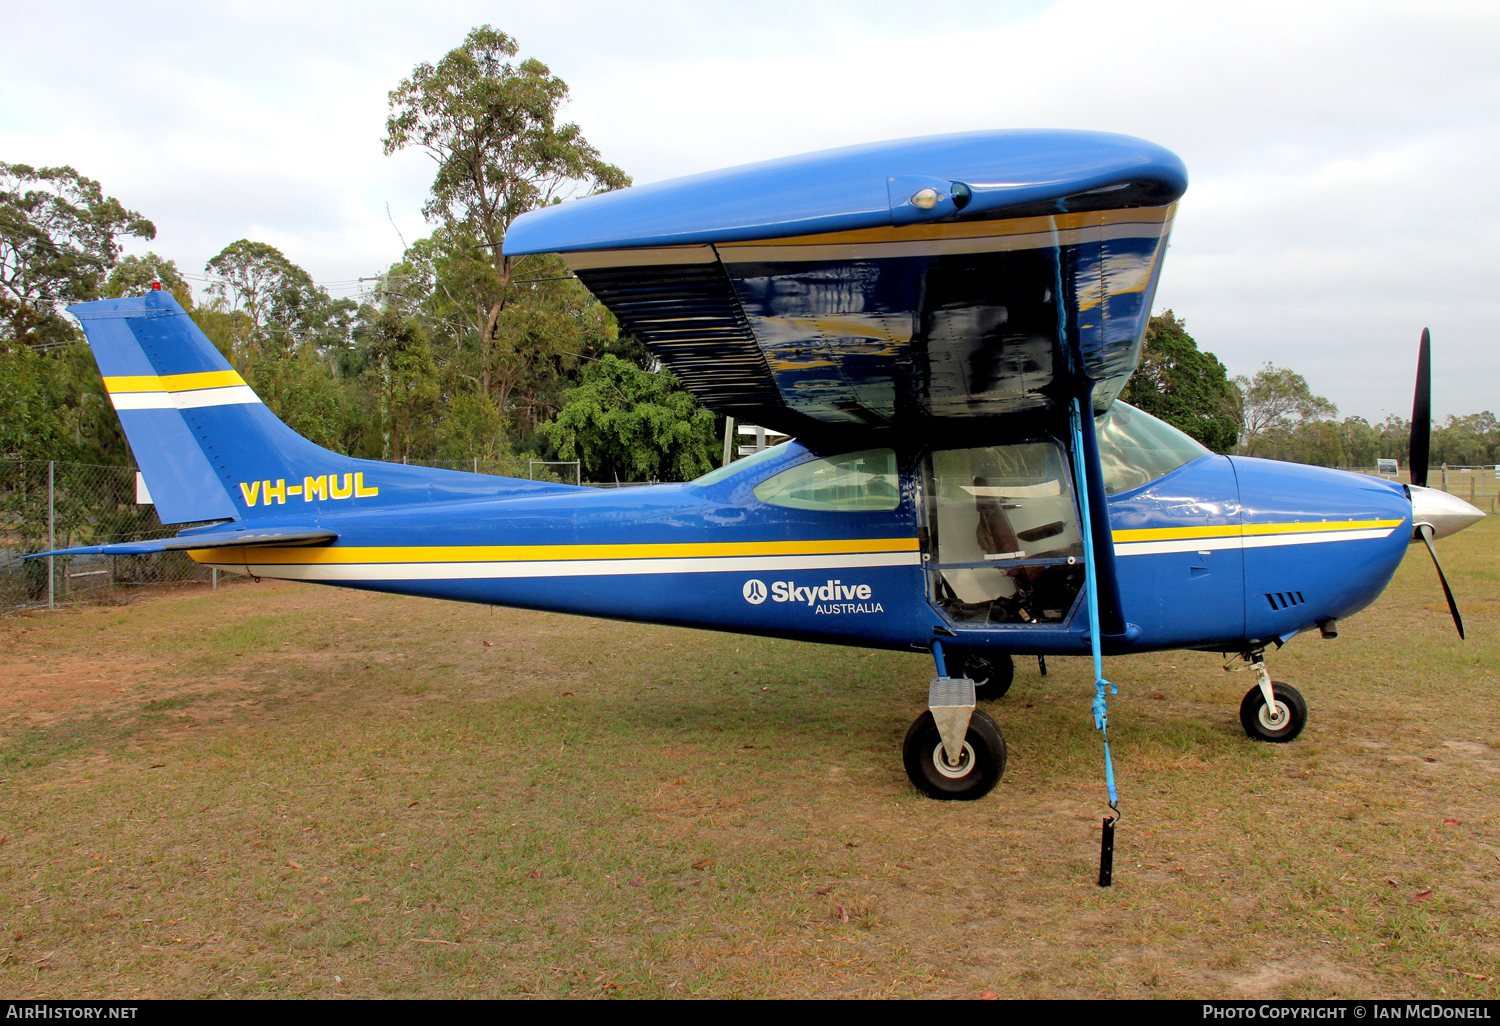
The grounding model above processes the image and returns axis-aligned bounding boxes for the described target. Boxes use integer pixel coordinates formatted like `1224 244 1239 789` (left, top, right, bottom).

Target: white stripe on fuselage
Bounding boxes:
1114 527 1397 557
204 550 923 582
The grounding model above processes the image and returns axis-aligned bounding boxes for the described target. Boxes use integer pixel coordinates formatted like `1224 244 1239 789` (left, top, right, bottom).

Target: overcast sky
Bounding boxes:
3 0 1496 421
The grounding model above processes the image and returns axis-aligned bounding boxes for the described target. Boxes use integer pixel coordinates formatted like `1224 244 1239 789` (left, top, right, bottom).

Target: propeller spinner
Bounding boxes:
1406 327 1483 638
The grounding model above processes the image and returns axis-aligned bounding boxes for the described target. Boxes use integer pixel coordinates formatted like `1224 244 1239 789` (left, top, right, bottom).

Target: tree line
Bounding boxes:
2 26 1495 478
0 27 719 483
1123 310 1499 468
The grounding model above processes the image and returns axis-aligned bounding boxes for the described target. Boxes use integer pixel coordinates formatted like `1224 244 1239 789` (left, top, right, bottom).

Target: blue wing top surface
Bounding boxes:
504 130 1186 253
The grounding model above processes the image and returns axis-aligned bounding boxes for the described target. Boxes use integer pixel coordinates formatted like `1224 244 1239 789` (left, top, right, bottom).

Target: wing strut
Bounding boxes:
1069 396 1121 887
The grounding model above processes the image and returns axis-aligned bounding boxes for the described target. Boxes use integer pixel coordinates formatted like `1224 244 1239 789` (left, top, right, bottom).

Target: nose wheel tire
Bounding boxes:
902 708 1006 800
949 651 1014 701
1239 681 1307 743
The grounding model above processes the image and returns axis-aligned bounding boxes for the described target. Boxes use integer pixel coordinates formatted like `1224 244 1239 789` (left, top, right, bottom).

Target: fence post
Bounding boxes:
474 457 478 474
721 416 736 467
212 568 218 590
1442 464 1448 491
47 460 55 610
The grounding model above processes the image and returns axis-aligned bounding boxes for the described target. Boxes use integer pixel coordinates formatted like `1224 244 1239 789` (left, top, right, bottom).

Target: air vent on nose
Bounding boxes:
1265 591 1306 611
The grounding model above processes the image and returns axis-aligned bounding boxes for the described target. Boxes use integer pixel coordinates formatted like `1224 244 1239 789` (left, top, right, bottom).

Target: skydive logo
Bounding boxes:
742 578 884 615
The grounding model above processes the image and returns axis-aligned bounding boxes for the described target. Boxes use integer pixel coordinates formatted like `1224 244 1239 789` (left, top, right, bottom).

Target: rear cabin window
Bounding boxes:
753 448 899 511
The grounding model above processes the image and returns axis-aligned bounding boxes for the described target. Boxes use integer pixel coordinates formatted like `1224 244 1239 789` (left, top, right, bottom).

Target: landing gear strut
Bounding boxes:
1236 653 1307 743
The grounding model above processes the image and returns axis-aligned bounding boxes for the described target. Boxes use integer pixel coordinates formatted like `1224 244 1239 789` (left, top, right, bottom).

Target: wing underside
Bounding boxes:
567 206 1174 434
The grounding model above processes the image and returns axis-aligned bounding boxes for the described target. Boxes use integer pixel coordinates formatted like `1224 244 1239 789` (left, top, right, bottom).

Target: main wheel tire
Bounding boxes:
902 707 1007 800
951 650 1014 701
1239 681 1307 743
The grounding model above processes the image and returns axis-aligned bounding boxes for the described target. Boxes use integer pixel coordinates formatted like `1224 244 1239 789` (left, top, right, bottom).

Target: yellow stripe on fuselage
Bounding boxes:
103 370 247 393
187 537 923 565
1111 519 1405 543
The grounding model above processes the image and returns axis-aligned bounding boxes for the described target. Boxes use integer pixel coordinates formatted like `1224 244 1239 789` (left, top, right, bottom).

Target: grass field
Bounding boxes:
1 519 1498 999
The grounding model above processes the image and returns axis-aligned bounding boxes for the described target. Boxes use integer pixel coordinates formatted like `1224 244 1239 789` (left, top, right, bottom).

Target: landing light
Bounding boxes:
910 188 940 210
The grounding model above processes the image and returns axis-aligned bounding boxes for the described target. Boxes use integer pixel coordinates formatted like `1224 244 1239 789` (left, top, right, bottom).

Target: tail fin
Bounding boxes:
69 291 575 525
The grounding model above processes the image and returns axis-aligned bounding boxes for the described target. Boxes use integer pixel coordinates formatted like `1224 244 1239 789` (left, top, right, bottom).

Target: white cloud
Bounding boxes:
3 0 1496 418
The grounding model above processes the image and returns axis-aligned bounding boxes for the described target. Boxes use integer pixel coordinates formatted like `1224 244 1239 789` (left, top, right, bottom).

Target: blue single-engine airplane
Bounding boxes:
36 130 1483 808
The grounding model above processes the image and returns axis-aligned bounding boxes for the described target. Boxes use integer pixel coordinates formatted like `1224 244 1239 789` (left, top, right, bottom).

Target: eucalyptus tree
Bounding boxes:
105 252 194 309
1235 363 1338 457
382 25 629 433
0 162 154 349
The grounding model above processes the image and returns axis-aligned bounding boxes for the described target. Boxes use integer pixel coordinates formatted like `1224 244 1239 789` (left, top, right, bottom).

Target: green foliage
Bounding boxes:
383 25 629 247
0 340 125 462
383 27 630 444
105 252 193 309
1120 311 1240 453
353 308 439 462
541 355 718 482
1235 362 1339 458
0 162 155 349
249 344 360 453
1430 412 1500 467
205 239 355 355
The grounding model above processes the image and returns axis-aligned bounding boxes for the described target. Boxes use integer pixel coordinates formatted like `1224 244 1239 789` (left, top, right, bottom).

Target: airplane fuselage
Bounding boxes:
195 441 1413 659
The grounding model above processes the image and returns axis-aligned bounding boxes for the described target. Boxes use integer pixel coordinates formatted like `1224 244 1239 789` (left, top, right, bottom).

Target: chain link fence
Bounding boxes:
0 460 225 615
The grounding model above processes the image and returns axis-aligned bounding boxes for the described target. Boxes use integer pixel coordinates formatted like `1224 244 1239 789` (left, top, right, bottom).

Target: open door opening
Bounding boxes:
923 441 1087 625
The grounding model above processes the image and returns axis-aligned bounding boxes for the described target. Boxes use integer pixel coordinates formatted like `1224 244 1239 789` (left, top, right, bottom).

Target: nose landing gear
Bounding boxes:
1235 652 1307 743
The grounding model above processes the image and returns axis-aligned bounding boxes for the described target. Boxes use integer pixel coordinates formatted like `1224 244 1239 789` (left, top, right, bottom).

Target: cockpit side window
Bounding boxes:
753 448 899 511
1095 401 1211 495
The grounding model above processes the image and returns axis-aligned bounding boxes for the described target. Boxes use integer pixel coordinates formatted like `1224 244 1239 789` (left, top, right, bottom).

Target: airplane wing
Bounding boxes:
505 130 1187 437
26 529 338 559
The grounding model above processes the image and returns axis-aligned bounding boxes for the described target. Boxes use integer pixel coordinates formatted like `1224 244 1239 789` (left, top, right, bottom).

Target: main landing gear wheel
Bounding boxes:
903 708 1006 800
1239 681 1307 743
951 651 1014 701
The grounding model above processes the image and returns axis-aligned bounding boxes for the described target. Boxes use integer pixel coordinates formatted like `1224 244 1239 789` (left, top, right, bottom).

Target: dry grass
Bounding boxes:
0 518 1498 999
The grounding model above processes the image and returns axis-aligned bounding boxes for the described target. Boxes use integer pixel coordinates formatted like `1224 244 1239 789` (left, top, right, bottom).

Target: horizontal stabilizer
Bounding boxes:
25 529 339 559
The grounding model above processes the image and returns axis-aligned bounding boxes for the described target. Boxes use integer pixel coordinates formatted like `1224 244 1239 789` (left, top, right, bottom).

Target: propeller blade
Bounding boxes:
1416 523 1465 639
1410 328 1431 488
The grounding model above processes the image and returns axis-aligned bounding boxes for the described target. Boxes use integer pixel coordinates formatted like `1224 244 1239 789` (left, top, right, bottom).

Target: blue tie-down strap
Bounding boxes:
1101 736 1119 808
1094 677 1119 808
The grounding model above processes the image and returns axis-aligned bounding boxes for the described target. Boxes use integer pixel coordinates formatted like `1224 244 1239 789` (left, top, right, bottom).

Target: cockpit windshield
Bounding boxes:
1095 402 1211 494
689 440 791 489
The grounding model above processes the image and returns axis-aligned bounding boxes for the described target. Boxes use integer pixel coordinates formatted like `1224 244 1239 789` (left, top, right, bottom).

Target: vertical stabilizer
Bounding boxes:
68 291 575 525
